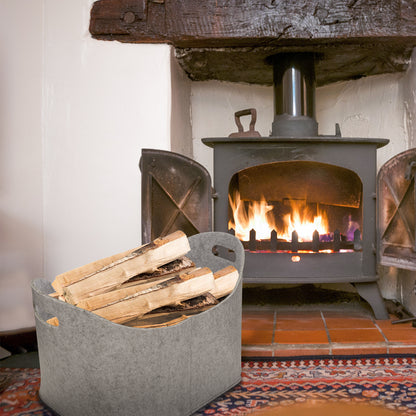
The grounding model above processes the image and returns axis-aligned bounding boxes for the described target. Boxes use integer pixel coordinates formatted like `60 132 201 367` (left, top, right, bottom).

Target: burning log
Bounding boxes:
53 231 190 304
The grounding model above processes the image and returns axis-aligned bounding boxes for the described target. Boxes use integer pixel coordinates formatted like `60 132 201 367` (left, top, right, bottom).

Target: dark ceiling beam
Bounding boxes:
90 0 416 85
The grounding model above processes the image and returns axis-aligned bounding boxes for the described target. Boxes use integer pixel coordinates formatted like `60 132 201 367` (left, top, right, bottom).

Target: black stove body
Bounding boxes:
203 136 388 317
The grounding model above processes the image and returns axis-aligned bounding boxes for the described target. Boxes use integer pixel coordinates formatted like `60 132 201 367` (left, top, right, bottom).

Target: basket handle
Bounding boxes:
187 232 245 276
31 279 101 328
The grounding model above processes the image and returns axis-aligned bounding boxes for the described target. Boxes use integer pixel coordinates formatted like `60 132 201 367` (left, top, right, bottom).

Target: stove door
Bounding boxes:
378 148 416 270
139 149 212 243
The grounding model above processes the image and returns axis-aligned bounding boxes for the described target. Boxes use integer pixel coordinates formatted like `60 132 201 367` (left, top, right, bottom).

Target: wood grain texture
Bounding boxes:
89 0 416 84
90 0 416 44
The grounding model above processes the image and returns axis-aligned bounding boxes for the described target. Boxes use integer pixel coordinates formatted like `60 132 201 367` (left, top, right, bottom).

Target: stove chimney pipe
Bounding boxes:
270 53 318 137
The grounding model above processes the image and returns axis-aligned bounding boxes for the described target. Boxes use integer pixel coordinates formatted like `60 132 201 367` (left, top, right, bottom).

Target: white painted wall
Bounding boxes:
171 51 193 158
42 0 172 278
1 0 174 331
0 1 43 331
192 72 408 174
192 82 273 178
317 73 408 170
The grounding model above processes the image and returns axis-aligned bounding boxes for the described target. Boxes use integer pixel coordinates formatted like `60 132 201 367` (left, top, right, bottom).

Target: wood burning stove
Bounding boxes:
203 53 389 319
140 53 395 320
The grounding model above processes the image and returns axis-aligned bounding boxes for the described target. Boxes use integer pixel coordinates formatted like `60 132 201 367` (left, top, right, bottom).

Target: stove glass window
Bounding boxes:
228 161 363 253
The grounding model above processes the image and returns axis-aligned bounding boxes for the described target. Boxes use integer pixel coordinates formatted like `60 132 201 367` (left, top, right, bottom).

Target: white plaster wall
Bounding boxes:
192 73 408 174
317 73 407 170
192 82 273 178
43 0 172 279
1 0 173 331
191 63 414 306
171 51 193 158
404 49 416 149
0 1 43 331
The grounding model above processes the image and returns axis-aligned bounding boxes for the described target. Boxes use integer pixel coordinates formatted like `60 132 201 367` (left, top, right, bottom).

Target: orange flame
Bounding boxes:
229 191 328 242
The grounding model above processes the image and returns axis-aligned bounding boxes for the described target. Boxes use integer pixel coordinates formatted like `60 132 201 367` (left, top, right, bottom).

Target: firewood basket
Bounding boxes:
31 232 244 416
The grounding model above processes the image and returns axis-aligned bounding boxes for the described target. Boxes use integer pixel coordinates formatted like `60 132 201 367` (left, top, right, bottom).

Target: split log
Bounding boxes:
92 267 215 324
75 275 176 311
48 292 59 298
56 231 190 304
48 292 66 302
76 256 195 311
210 265 239 299
125 312 189 328
121 256 195 287
52 247 138 294
124 305 217 328
157 292 219 312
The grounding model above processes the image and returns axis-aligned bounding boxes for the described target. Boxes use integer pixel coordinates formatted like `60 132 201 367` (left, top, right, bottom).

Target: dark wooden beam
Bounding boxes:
90 0 416 85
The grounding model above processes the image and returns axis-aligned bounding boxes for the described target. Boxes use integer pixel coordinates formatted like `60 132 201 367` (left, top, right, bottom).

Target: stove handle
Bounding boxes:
229 108 261 138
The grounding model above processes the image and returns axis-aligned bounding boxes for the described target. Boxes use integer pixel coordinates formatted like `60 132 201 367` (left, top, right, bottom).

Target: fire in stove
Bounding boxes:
228 189 362 254
228 191 329 242
226 157 363 254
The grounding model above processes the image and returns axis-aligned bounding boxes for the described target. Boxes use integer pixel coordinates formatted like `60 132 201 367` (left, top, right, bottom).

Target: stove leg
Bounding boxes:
353 282 389 320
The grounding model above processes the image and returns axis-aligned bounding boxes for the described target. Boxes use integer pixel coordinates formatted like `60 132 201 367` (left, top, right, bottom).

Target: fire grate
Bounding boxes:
235 228 362 253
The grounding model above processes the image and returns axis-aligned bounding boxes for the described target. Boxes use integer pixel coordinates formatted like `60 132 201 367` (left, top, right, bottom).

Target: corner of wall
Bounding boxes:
170 48 193 158
403 47 416 149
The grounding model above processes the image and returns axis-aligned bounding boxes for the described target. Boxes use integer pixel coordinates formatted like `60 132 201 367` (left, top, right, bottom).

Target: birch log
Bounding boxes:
59 231 190 304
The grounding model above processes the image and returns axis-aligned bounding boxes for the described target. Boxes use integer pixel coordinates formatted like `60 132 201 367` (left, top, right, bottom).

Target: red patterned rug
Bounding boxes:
1 356 416 415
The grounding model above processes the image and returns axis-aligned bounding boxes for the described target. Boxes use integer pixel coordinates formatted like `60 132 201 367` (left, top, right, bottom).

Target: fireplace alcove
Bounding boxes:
91 0 416 320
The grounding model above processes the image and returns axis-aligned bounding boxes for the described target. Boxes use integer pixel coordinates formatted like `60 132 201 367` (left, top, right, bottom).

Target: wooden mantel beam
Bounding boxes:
90 0 416 85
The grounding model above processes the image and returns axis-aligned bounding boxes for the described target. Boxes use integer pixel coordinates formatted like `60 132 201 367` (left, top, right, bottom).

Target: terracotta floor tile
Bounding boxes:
242 312 275 330
324 317 376 329
381 328 416 343
376 320 413 329
242 329 273 345
328 328 385 343
275 330 329 345
275 317 325 330
331 345 388 355
321 310 370 318
241 348 274 357
241 305 416 357
388 344 416 354
276 310 322 319
274 347 331 357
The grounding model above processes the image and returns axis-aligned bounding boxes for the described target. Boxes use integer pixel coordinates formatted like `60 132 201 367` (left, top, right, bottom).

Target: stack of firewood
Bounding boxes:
48 231 239 328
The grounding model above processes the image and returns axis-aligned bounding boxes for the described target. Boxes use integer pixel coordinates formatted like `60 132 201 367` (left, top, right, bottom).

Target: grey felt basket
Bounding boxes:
32 232 244 416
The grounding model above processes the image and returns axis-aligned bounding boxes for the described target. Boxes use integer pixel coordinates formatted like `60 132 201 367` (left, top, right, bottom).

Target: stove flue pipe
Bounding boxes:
269 53 318 137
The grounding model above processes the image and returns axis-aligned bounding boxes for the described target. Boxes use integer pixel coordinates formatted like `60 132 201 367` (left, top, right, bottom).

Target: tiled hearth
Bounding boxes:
241 287 416 357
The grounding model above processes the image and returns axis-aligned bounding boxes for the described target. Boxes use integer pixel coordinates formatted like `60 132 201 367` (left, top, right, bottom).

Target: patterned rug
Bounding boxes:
196 356 416 415
1 356 416 415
